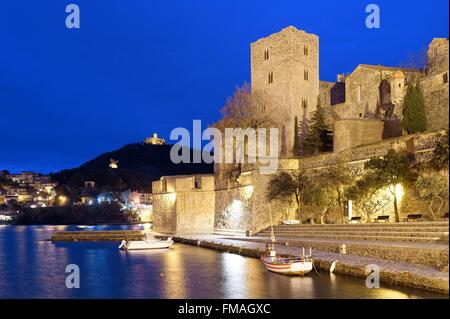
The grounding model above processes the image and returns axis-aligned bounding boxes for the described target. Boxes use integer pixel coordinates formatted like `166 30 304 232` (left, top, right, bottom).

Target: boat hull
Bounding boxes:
261 257 313 276
119 239 173 251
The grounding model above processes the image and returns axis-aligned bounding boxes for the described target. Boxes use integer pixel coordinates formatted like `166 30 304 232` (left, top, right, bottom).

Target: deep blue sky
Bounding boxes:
0 0 448 173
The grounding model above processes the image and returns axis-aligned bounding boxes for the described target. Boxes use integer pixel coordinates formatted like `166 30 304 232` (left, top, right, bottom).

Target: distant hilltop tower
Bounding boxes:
144 133 166 145
251 26 319 155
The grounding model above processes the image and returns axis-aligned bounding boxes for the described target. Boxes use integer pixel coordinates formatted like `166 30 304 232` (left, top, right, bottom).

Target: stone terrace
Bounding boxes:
255 221 449 269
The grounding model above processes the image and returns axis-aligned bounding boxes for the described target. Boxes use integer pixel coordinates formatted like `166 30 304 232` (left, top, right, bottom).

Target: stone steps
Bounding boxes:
231 236 449 270
271 221 448 229
258 230 448 238
271 226 448 232
257 233 445 243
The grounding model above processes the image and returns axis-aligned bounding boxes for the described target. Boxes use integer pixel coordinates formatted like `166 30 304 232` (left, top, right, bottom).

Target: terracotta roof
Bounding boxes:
392 70 405 79
358 64 419 73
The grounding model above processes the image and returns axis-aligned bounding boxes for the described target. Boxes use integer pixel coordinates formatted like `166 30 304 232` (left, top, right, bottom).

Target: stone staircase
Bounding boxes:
257 221 449 244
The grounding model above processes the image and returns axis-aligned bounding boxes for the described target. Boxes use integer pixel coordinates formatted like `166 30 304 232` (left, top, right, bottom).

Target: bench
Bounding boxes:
406 213 423 222
350 217 362 223
376 215 390 223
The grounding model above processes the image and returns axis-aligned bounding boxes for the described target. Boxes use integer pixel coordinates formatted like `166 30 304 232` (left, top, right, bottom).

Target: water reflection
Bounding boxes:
0 225 446 299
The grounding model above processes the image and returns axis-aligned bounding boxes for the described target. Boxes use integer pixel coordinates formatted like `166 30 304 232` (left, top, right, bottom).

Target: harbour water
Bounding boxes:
0 225 445 299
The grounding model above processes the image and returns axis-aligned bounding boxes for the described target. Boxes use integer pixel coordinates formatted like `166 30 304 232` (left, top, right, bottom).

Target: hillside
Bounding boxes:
51 143 213 192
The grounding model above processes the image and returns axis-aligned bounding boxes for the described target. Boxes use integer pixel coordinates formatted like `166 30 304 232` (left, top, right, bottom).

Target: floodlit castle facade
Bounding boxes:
152 27 449 236
251 27 320 155
251 26 449 154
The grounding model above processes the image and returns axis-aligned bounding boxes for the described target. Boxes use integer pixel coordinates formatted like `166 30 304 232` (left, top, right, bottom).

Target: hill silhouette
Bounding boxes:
51 143 213 192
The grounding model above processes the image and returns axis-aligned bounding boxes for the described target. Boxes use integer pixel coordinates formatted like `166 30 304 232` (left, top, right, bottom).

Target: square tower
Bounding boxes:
251 26 319 155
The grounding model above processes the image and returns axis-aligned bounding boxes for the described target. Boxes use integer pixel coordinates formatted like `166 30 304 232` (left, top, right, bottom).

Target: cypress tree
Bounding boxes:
302 99 329 154
403 79 427 134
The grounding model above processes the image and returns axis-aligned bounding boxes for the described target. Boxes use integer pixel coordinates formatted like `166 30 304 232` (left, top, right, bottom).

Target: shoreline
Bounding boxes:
173 235 449 295
42 227 449 295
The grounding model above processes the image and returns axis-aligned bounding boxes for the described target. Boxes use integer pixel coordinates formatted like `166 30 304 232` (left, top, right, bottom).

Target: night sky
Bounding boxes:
0 0 448 173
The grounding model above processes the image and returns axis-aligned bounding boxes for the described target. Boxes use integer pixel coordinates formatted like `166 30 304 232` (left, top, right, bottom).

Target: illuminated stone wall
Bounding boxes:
153 131 445 233
251 26 319 155
152 192 177 234
152 175 215 234
421 72 449 132
333 119 384 153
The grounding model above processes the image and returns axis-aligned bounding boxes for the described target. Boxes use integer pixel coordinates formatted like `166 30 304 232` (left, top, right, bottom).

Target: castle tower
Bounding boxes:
250 26 319 155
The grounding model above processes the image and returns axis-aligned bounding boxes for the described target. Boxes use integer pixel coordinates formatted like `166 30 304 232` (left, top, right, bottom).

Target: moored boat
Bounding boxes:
119 235 173 251
261 243 313 276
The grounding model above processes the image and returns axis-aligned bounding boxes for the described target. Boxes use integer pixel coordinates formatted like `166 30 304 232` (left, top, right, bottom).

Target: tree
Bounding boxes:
400 48 428 72
300 174 338 224
213 82 275 130
414 169 449 220
431 131 449 170
302 99 329 154
292 116 300 156
364 149 417 222
319 164 354 223
402 80 427 134
346 177 392 223
266 171 311 221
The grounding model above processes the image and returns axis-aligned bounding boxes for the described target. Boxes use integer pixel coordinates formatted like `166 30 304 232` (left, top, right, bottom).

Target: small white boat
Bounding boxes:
119 236 173 251
261 243 313 276
282 220 301 225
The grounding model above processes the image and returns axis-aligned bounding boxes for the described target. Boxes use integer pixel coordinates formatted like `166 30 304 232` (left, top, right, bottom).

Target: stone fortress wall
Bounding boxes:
152 175 215 234
251 26 319 155
152 27 449 235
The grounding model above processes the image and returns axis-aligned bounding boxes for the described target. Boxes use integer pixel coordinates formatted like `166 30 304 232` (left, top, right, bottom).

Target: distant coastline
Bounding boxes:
12 202 140 226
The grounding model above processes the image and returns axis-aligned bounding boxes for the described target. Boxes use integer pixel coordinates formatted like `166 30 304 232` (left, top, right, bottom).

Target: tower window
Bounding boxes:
304 70 309 81
194 176 202 189
264 50 269 60
268 72 273 84
301 98 308 110
444 73 448 84
304 45 309 56
356 85 362 102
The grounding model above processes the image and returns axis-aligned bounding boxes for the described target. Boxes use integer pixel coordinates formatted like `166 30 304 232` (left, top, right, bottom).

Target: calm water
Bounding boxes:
0 225 446 299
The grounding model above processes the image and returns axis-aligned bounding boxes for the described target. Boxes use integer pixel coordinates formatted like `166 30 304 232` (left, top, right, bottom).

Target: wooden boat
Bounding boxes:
259 201 314 276
119 236 173 251
261 243 313 276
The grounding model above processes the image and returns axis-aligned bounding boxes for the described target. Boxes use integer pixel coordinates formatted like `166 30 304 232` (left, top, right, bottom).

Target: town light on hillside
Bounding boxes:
59 195 67 205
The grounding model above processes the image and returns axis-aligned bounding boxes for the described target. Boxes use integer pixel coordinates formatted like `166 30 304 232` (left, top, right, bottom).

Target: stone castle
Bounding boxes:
152 27 449 235
252 26 449 154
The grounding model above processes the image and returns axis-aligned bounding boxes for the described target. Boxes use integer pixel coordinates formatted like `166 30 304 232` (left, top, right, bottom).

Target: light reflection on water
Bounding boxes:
0 225 446 299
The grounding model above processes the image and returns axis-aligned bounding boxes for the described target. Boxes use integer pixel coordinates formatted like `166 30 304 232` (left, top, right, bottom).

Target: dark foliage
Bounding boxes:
51 143 213 192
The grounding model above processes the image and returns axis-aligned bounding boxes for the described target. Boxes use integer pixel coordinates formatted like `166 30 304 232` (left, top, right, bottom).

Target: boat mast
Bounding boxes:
269 204 276 243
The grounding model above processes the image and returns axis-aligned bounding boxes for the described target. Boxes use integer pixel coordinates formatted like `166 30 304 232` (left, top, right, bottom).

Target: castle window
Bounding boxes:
301 98 308 110
304 45 308 56
268 72 273 84
357 85 362 102
194 176 202 190
264 50 269 61
444 73 448 84
304 70 309 81
359 113 362 118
